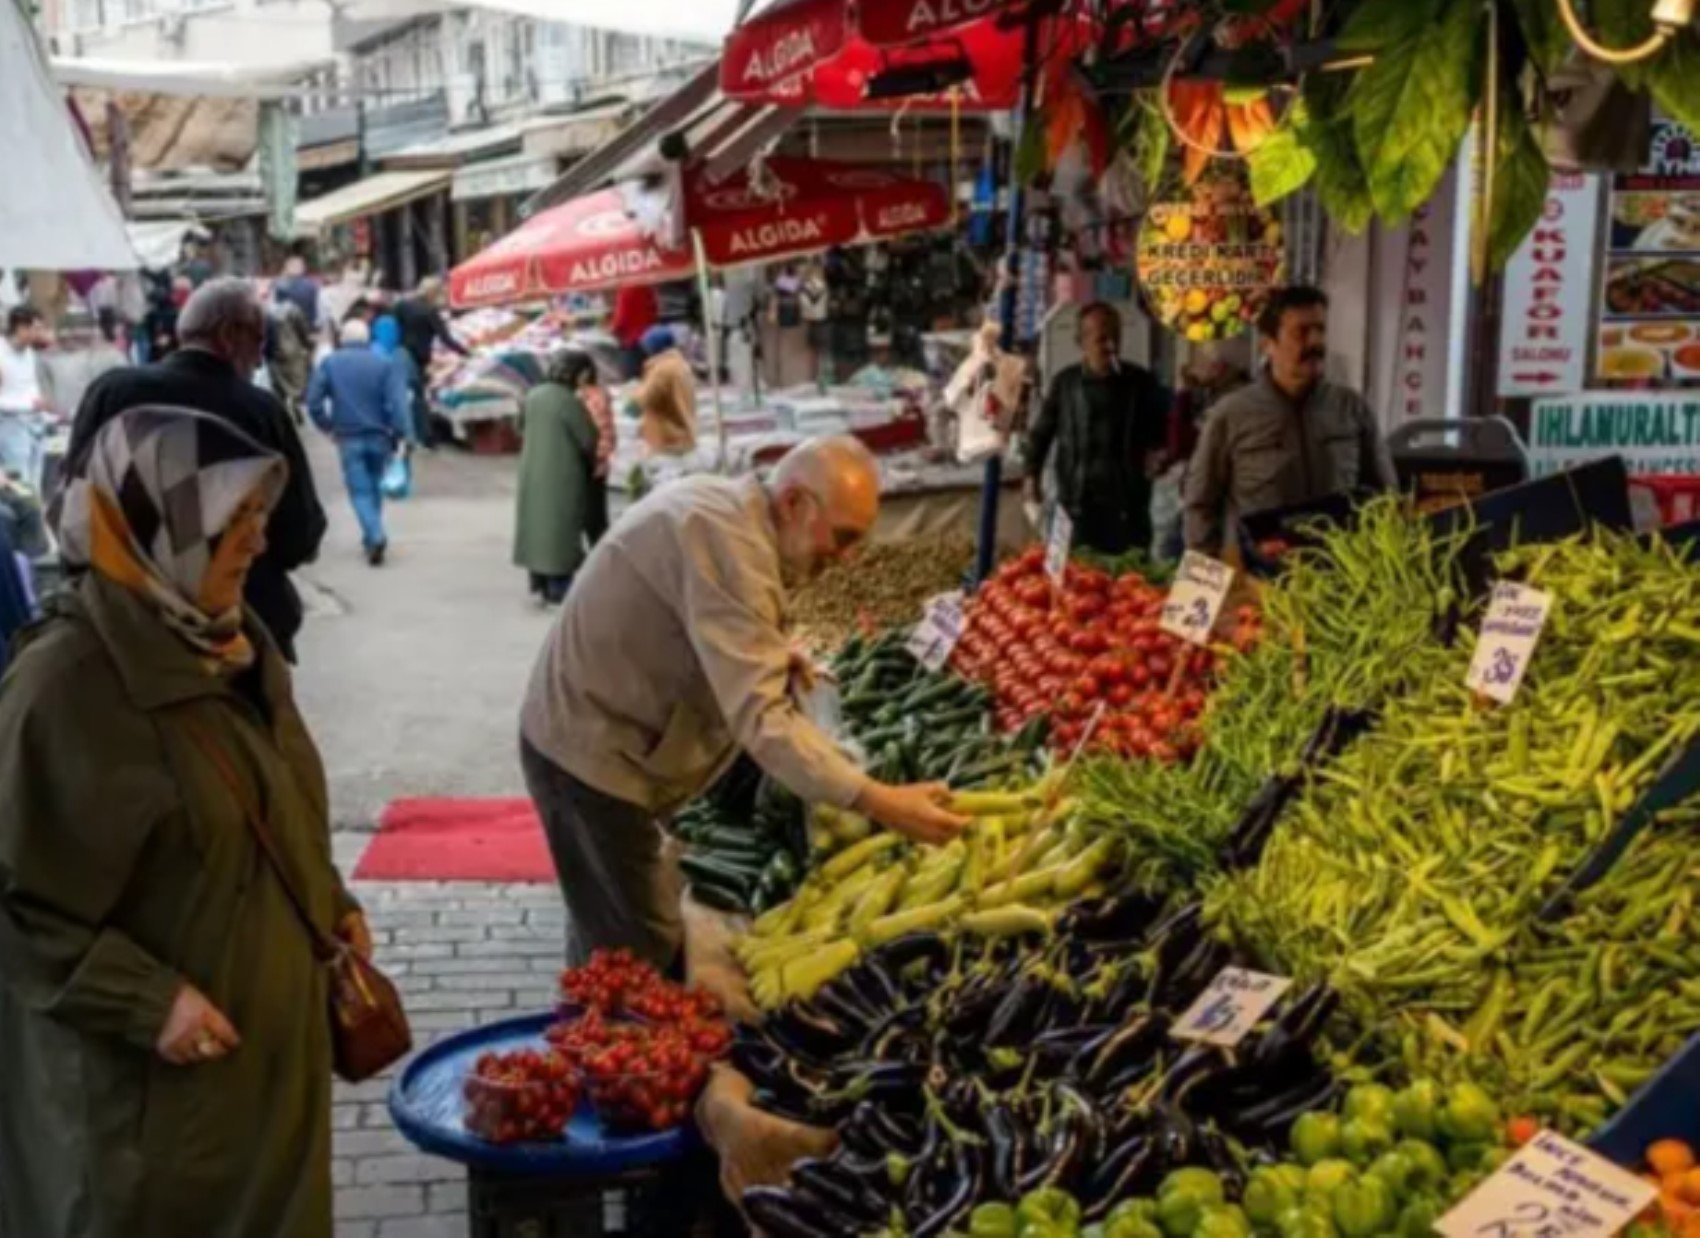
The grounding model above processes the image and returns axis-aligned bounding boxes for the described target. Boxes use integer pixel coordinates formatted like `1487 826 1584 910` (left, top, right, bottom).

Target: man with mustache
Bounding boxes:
1184 286 1395 556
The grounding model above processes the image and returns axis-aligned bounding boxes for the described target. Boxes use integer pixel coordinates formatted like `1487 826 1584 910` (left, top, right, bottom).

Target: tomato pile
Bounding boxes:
580 1025 714 1133
950 548 1259 760
463 1048 580 1144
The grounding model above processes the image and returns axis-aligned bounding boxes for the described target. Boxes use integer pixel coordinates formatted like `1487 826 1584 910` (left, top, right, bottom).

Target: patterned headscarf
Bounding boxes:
53 405 287 672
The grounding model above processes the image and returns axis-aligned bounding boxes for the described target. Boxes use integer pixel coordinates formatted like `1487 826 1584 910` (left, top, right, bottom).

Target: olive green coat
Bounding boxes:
513 381 599 577
0 574 357 1238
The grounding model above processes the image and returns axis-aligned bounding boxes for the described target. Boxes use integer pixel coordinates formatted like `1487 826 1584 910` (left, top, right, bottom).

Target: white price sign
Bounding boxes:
1160 552 1235 646
1171 967 1292 1047
1466 582 1554 704
907 591 966 672
1045 507 1073 584
1436 1130 1656 1238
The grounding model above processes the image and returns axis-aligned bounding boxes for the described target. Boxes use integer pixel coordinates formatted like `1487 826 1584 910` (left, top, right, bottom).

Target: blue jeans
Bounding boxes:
337 435 391 550
0 414 42 489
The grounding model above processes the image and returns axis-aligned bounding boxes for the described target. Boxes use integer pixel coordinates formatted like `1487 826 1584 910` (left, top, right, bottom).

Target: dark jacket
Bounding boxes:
1027 362 1170 556
273 275 320 327
394 298 466 373
65 350 327 662
307 346 412 441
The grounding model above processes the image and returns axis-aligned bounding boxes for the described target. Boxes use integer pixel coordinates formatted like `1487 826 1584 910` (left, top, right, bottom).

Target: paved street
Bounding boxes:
292 433 565 1236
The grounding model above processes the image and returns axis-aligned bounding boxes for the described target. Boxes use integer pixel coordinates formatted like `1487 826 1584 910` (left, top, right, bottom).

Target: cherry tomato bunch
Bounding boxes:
950 548 1260 760
463 1048 580 1145
581 1025 713 1133
557 949 724 1024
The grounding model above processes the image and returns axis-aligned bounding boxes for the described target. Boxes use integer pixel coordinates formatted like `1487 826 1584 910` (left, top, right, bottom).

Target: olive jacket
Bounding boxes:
513 381 599 578
0 573 357 1238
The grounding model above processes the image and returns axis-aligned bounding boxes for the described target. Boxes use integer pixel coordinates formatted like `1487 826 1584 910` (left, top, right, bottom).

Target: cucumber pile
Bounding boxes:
674 759 809 916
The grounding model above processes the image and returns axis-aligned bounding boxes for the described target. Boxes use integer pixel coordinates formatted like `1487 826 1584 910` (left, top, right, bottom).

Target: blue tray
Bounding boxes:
1589 1032 1700 1167
388 1012 694 1176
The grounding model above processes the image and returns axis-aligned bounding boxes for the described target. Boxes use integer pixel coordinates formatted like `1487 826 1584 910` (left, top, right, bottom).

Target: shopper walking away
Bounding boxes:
267 295 315 424
68 279 326 663
580 361 615 544
633 325 698 456
393 276 466 448
514 350 602 606
1183 286 1396 557
800 261 830 383
610 282 659 379
0 308 51 486
1025 301 1170 557
520 436 969 970
0 404 368 1238
307 319 411 566
273 255 321 327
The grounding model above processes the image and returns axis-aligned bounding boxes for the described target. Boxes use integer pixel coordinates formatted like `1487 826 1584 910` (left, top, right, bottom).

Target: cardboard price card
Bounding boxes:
1467 582 1554 704
1171 967 1292 1047
1436 1130 1656 1238
1045 507 1074 584
1160 551 1235 646
907 591 966 672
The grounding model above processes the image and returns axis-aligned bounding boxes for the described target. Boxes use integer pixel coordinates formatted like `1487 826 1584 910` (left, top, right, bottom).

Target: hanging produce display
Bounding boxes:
1135 177 1284 342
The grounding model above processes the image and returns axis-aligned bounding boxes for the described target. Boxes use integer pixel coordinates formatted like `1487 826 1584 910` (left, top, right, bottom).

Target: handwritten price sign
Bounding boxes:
1160 552 1235 647
907 591 967 672
1466 582 1553 705
1437 1130 1655 1238
1171 967 1292 1047
1045 507 1074 585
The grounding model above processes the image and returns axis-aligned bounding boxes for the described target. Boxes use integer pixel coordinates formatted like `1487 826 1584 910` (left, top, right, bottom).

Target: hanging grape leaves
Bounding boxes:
1487 100 1552 269
1247 102 1318 207
1504 0 1569 74
1648 31 1700 138
1336 0 1446 53
1303 76 1375 233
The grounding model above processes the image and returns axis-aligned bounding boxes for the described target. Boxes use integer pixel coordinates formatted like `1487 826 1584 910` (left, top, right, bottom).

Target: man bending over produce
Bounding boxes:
519 435 970 969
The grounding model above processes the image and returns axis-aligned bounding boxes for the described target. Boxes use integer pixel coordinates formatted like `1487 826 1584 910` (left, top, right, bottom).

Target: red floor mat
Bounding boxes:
353 798 556 883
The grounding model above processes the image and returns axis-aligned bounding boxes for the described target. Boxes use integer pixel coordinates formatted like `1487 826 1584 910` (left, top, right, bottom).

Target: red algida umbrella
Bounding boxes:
449 158 951 309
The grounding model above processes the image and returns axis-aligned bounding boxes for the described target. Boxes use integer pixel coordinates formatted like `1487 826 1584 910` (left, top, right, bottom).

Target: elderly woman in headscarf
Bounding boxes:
633 324 697 456
514 350 603 606
0 404 368 1237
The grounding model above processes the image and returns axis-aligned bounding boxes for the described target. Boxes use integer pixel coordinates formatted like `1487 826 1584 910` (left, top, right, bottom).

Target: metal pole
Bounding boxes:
973 13 1040 586
690 228 728 471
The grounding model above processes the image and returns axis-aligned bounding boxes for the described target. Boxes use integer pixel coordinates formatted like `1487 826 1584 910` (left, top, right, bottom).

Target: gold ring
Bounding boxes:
195 1034 218 1057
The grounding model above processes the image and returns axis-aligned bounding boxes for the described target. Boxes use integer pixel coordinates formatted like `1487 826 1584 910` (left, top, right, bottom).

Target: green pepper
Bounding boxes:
1243 1167 1303 1228
1160 1170 1227 1204
1195 1205 1253 1238
1082 1226 1107 1238
1274 1206 1336 1238
1366 1150 1416 1201
1270 1164 1310 1198
1022 1224 1078 1238
1018 1187 1083 1233
970 1201 1021 1238
1332 1176 1396 1238
1395 1195 1440 1238
1291 1113 1343 1166
1103 1213 1163 1238
1108 1201 1161 1227
1342 1084 1397 1128
1304 1160 1356 1201
1394 1140 1448 1194
1390 1080 1442 1141
1340 1118 1395 1168
1437 1083 1500 1145
1444 1141 1491 1175
1156 1172 1225 1238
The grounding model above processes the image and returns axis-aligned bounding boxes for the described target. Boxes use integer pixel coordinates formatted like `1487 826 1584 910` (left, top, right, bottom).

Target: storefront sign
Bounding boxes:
1161 551 1234 647
1437 1130 1655 1238
1136 177 1283 343
908 592 966 672
1466 582 1553 705
1596 119 1700 389
1497 173 1601 397
1372 161 1461 423
1172 967 1292 1047
1528 392 1700 476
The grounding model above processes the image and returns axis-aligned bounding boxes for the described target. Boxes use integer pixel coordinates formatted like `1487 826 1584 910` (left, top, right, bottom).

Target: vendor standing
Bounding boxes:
1024 302 1170 556
1184 286 1396 556
519 436 968 968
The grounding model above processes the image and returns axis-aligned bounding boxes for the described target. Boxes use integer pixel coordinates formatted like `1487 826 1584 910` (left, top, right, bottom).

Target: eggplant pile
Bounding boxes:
733 897 1343 1235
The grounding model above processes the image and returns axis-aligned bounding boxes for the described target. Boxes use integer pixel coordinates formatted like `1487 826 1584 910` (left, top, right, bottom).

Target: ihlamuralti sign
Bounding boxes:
1529 393 1700 476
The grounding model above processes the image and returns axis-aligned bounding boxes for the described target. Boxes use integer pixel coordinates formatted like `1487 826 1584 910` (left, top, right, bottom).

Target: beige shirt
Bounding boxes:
520 474 867 815
635 349 698 455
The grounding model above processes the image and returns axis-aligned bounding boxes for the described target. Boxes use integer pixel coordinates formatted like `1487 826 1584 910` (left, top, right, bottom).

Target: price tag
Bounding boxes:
1045 507 1074 584
907 591 966 672
1436 1130 1656 1238
1160 551 1235 647
1171 967 1292 1047
1466 582 1554 704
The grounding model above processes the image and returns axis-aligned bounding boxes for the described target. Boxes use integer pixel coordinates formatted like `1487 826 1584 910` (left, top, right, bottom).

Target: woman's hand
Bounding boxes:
337 910 374 960
156 983 241 1065
853 781 969 846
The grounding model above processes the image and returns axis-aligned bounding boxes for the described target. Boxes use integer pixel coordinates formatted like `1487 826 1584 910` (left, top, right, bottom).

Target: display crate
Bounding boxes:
1589 1033 1700 1166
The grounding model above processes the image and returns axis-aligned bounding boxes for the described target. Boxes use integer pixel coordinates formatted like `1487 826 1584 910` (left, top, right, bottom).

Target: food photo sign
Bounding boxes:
1136 177 1285 344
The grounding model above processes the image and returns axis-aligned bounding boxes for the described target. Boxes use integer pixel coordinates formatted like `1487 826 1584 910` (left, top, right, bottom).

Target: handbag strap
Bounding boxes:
184 718 340 963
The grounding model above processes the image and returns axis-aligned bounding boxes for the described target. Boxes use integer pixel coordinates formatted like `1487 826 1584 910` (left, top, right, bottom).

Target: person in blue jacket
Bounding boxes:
307 318 411 565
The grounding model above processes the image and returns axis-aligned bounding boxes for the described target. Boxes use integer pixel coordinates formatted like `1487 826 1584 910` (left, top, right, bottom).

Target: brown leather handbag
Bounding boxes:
189 723 412 1083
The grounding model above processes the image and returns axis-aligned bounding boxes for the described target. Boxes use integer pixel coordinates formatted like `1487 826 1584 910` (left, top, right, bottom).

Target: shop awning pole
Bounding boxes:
690 226 728 471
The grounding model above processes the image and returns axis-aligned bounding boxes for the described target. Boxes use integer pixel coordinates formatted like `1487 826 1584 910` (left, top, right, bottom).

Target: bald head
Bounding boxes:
178 278 265 374
768 435 881 586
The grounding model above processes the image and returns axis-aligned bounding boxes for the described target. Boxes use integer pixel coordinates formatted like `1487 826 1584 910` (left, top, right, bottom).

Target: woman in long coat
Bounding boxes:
514 349 601 605
0 404 368 1238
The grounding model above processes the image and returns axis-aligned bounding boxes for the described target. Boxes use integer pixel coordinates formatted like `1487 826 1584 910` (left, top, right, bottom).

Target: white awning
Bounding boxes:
451 153 559 202
49 55 325 100
450 0 738 45
127 220 210 269
293 169 451 236
0 1 137 269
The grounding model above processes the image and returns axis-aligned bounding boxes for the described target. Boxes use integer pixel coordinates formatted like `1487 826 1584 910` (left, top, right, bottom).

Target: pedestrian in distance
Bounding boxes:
306 318 411 566
393 276 466 449
513 350 602 607
66 278 326 663
633 325 698 456
0 404 369 1238
0 306 53 487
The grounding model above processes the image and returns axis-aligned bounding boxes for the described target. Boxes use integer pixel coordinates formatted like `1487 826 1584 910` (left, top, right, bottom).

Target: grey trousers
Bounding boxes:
519 736 683 970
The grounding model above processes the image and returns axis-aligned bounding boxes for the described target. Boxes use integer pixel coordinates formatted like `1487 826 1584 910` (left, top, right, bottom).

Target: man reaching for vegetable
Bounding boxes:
519 435 970 970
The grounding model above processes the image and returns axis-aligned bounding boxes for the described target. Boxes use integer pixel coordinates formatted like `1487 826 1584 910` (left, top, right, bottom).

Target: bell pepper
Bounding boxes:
1275 1206 1337 1238
1342 1084 1396 1128
1331 1176 1396 1238
1395 1195 1440 1238
1103 1211 1163 1238
1109 1201 1161 1227
1291 1113 1343 1166
970 1202 1021 1238
1156 1171 1225 1238
1270 1164 1310 1198
1391 1080 1441 1141
1082 1227 1107 1238
1195 1205 1253 1238
1304 1160 1356 1201
1445 1140 1491 1175
1394 1140 1448 1194
1160 1169 1227 1204
1437 1083 1500 1145
1340 1118 1394 1168
1243 1166 1303 1228
1019 1187 1083 1233
1366 1150 1416 1200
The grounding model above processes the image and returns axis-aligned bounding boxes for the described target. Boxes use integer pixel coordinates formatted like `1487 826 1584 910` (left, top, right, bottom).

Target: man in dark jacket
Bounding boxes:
393 276 466 447
66 278 326 661
1024 302 1170 557
307 318 412 566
